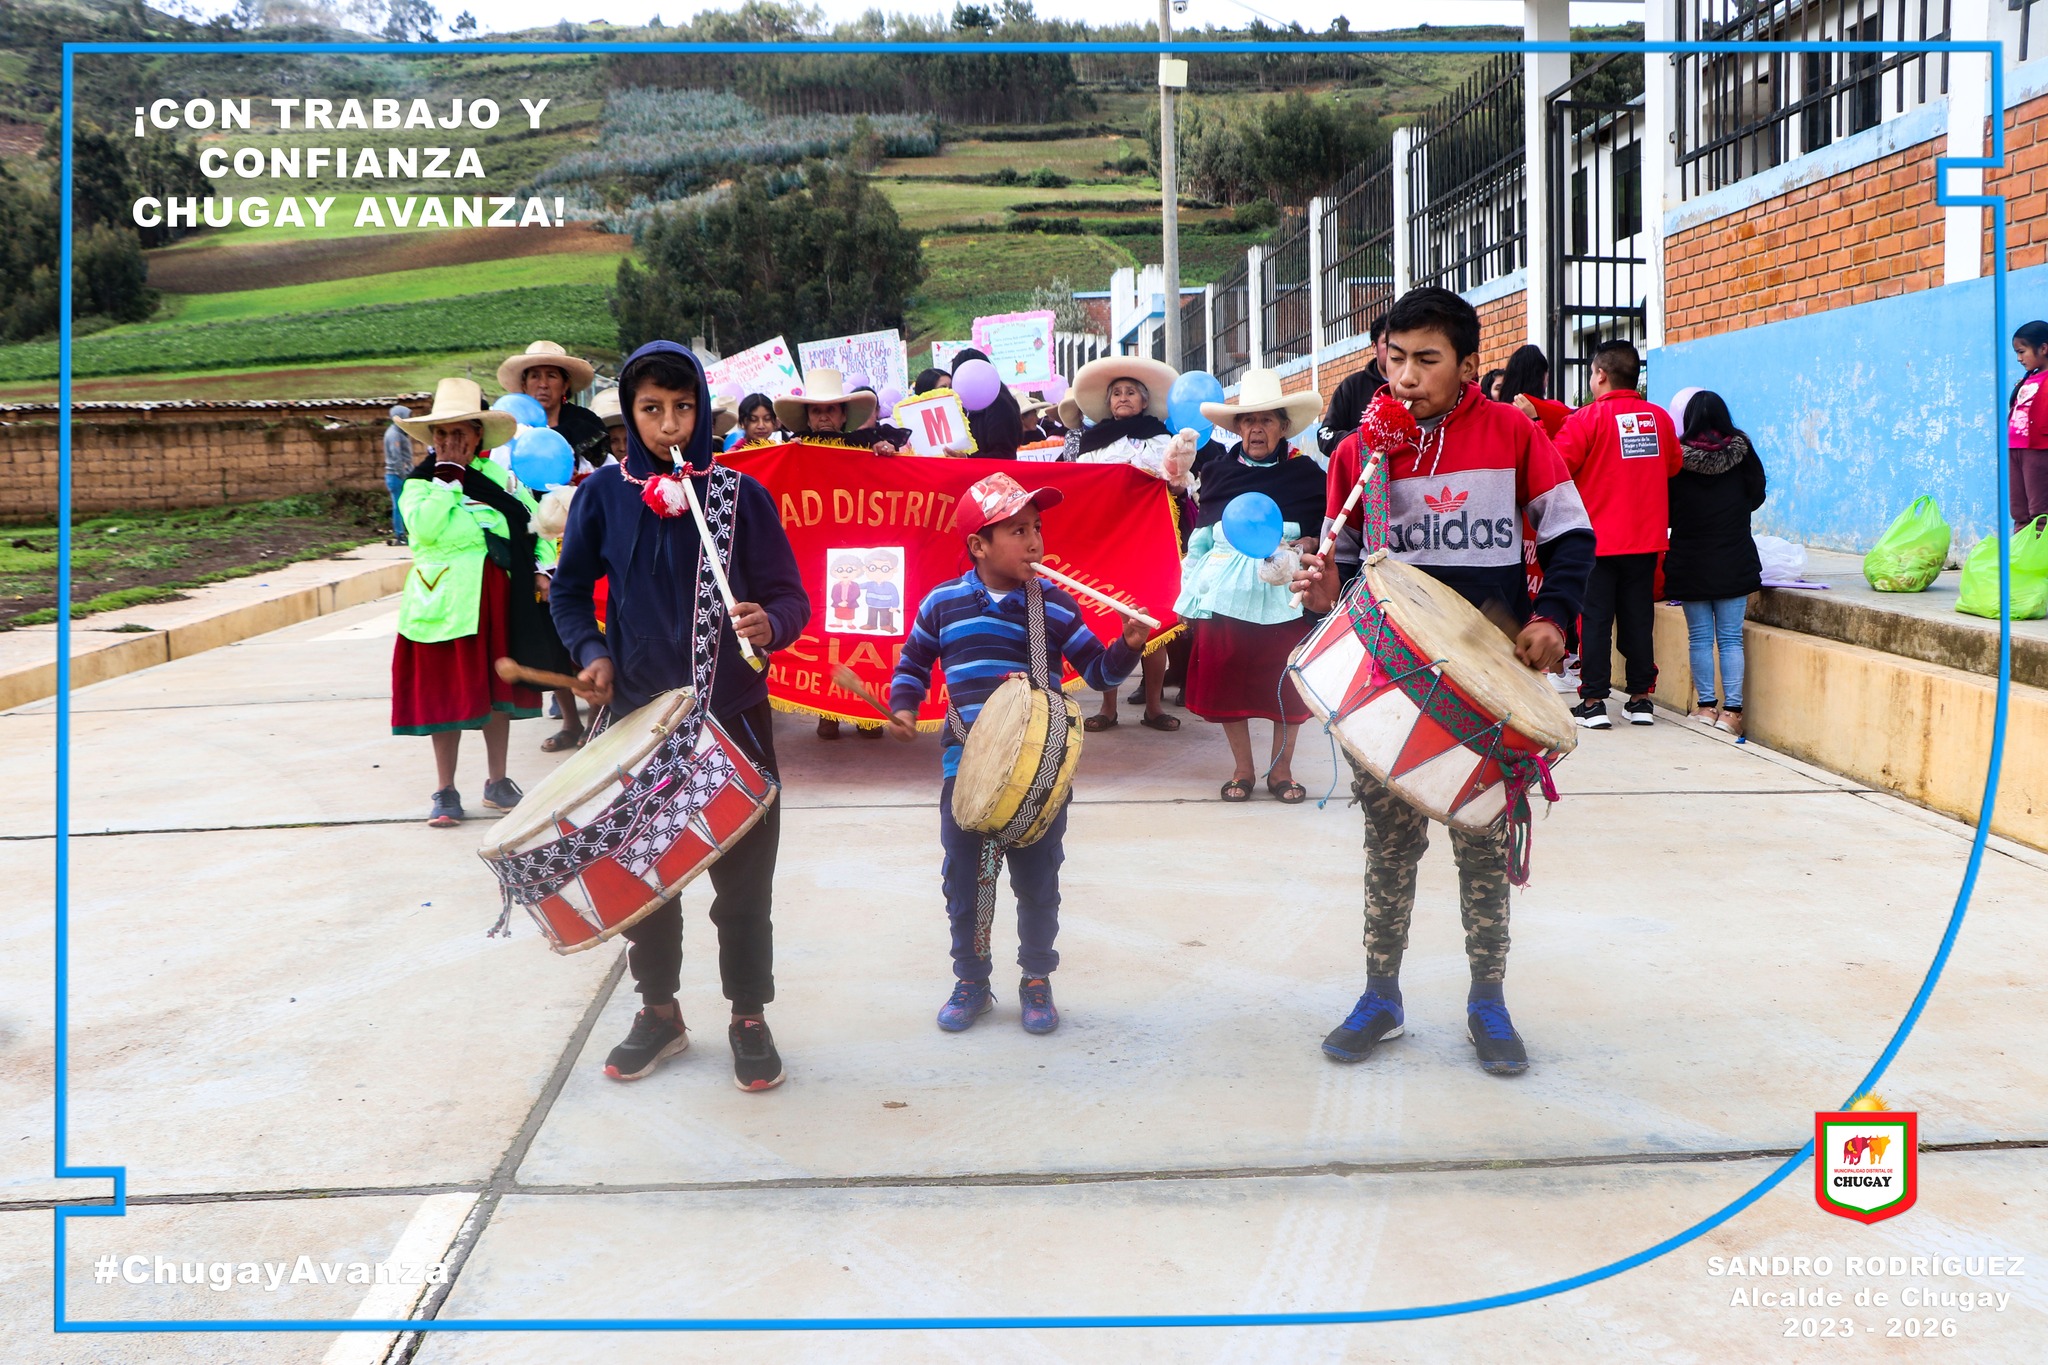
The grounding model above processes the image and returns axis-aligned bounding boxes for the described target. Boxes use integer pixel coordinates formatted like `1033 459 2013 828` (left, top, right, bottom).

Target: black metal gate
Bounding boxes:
1546 55 1647 406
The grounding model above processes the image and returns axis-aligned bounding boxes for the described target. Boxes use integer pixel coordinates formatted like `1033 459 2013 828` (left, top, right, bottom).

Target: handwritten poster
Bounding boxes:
892 390 976 458
705 336 803 399
930 339 973 372
799 329 908 397
971 309 1057 388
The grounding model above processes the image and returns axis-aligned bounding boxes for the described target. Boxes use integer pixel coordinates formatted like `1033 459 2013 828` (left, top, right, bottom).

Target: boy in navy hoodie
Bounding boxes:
550 341 811 1091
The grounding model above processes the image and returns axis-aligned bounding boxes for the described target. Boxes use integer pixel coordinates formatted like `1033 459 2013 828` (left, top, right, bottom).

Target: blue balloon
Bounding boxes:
492 392 549 428
1220 492 1284 561
509 424 574 491
1167 370 1226 447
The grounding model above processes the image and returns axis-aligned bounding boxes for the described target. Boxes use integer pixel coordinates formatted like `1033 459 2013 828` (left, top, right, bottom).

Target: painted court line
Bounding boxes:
318 1191 477 1365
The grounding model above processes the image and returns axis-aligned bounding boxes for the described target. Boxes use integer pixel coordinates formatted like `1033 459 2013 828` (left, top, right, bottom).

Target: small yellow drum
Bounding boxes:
951 674 1082 848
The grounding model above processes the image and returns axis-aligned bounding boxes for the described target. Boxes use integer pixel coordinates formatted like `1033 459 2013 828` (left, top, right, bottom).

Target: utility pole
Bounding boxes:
1158 2 1186 368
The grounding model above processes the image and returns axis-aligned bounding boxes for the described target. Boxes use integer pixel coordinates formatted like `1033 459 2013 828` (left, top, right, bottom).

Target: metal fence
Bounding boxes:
1675 0 1955 198
1408 53 1527 294
1319 147 1396 347
1547 57 1649 406
1210 261 1251 388
1180 291 1207 375
1262 222 1314 366
1054 330 1109 382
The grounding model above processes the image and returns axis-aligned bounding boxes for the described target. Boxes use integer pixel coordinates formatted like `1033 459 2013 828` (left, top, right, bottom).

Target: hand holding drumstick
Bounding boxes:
831 664 920 740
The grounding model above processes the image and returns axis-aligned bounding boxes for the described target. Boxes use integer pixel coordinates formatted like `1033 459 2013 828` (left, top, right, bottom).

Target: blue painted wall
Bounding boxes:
1649 263 2048 552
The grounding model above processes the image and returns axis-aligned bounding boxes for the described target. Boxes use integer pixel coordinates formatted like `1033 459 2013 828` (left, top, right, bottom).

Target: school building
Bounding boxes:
1091 0 2048 552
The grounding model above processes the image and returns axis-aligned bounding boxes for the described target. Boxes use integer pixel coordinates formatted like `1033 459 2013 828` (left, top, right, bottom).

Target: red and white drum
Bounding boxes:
1288 549 1576 833
479 688 776 953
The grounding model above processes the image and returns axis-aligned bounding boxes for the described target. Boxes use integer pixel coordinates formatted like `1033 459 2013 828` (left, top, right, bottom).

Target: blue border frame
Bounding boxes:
50 36 2012 1334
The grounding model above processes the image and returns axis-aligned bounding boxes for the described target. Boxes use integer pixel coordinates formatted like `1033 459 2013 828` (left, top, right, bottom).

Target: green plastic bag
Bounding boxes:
1863 496 1952 592
1955 519 2048 619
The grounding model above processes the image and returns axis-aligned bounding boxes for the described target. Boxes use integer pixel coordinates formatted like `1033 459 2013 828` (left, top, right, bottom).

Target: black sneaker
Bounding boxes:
1468 999 1529 1076
1622 697 1656 726
427 787 463 828
604 1007 688 1081
482 777 523 810
729 1018 785 1092
1571 700 1612 730
1322 989 1404 1063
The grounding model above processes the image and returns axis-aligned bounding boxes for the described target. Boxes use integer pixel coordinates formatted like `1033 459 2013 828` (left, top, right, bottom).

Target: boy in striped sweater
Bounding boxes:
889 472 1149 1035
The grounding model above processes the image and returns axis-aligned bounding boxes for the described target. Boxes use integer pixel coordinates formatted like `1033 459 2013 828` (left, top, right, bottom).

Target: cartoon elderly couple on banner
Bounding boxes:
826 546 905 636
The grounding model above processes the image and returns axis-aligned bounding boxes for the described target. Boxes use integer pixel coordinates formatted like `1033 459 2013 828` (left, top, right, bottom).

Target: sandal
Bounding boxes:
1267 778 1308 804
1220 777 1254 802
1139 712 1181 732
540 727 583 753
1084 713 1118 732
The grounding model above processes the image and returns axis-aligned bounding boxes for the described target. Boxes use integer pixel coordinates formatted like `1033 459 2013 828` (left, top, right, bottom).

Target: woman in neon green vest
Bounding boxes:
390 378 543 828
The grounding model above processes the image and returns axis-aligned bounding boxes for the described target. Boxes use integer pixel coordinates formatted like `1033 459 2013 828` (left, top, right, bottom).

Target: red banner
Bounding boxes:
724 442 1185 726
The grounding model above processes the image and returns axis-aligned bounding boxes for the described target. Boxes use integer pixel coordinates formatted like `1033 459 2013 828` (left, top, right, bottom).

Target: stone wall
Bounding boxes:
0 396 428 524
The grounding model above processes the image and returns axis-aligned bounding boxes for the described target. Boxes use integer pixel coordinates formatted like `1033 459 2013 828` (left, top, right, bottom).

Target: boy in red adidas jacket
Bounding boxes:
1299 287 1595 1078
1549 339 1683 729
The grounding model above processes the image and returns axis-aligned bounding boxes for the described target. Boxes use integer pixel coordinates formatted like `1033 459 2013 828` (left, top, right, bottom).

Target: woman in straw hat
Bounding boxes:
774 369 904 455
1068 353 1198 732
499 340 610 470
1178 368 1327 802
390 378 544 828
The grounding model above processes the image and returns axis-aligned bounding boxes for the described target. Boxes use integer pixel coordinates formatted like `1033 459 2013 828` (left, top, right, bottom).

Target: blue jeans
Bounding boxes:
1681 598 1747 708
939 775 1067 982
385 473 408 540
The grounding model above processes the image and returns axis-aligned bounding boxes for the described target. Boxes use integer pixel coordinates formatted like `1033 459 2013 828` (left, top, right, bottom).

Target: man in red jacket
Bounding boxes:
1551 339 1683 729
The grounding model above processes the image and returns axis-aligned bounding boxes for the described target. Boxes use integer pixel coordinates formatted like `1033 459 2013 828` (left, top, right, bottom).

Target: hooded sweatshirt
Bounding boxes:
549 341 811 719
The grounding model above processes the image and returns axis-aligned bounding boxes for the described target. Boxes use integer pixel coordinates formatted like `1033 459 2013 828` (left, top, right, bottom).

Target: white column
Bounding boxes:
1945 0 1996 284
1307 194 1327 391
1391 126 1417 295
1642 0 1677 348
1523 0 1571 348
1246 244 1267 373
1201 284 1216 374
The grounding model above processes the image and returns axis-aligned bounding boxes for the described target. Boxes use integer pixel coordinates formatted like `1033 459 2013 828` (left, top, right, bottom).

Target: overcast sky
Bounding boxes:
183 1 1644 37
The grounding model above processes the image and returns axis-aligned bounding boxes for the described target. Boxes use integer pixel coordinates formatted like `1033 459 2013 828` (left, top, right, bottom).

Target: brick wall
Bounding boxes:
1475 290 1527 376
0 397 427 525
1665 138 1944 344
1987 94 2048 273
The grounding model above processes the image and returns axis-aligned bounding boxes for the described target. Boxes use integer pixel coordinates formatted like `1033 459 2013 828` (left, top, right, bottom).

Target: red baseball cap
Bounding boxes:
952 471 1064 536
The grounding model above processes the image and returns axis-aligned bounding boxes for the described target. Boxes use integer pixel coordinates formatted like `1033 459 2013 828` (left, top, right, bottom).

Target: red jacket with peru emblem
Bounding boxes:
1550 388 1684 555
1324 385 1595 633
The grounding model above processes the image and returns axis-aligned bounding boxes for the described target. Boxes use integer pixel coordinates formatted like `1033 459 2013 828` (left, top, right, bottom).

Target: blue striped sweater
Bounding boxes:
890 569 1142 777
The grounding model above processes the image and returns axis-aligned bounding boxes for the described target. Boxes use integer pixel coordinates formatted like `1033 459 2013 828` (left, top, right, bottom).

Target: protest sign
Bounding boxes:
705 336 803 399
800 330 908 396
892 390 975 457
971 309 1057 388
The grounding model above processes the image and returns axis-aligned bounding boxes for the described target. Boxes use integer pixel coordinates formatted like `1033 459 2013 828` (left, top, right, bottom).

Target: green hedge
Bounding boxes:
0 285 615 382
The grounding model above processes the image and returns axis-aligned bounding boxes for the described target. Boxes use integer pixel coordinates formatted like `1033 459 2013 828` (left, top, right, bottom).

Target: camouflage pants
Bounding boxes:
1347 757 1511 982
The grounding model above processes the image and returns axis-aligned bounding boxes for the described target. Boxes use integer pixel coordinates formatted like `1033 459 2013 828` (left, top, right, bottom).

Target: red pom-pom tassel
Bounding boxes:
1359 391 1421 458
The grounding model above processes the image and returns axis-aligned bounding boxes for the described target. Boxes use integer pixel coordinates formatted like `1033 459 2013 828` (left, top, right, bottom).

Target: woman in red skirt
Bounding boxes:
391 378 542 827
1180 369 1328 803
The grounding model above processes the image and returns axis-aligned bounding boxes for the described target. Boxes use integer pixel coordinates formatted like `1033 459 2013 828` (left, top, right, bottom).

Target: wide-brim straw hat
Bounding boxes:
711 395 739 438
1200 367 1323 440
590 386 623 427
497 340 596 393
396 377 516 450
1073 354 1178 422
1057 394 1084 431
775 368 876 433
1013 387 1056 423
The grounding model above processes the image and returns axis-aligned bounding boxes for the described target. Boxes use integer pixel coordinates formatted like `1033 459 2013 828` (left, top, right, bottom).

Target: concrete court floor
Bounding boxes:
1 594 2045 1362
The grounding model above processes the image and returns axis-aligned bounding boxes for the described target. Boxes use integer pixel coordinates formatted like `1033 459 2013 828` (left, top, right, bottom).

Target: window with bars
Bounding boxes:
1408 53 1527 293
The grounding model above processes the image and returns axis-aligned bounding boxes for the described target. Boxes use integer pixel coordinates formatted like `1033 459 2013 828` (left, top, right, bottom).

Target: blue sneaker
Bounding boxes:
937 979 994 1032
1468 998 1529 1075
1018 976 1059 1034
1322 990 1404 1062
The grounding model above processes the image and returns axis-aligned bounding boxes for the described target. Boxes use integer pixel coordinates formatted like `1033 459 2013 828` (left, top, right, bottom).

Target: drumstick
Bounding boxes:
1291 448 1385 608
1028 562 1161 630
495 656 601 698
672 446 765 673
830 664 913 734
